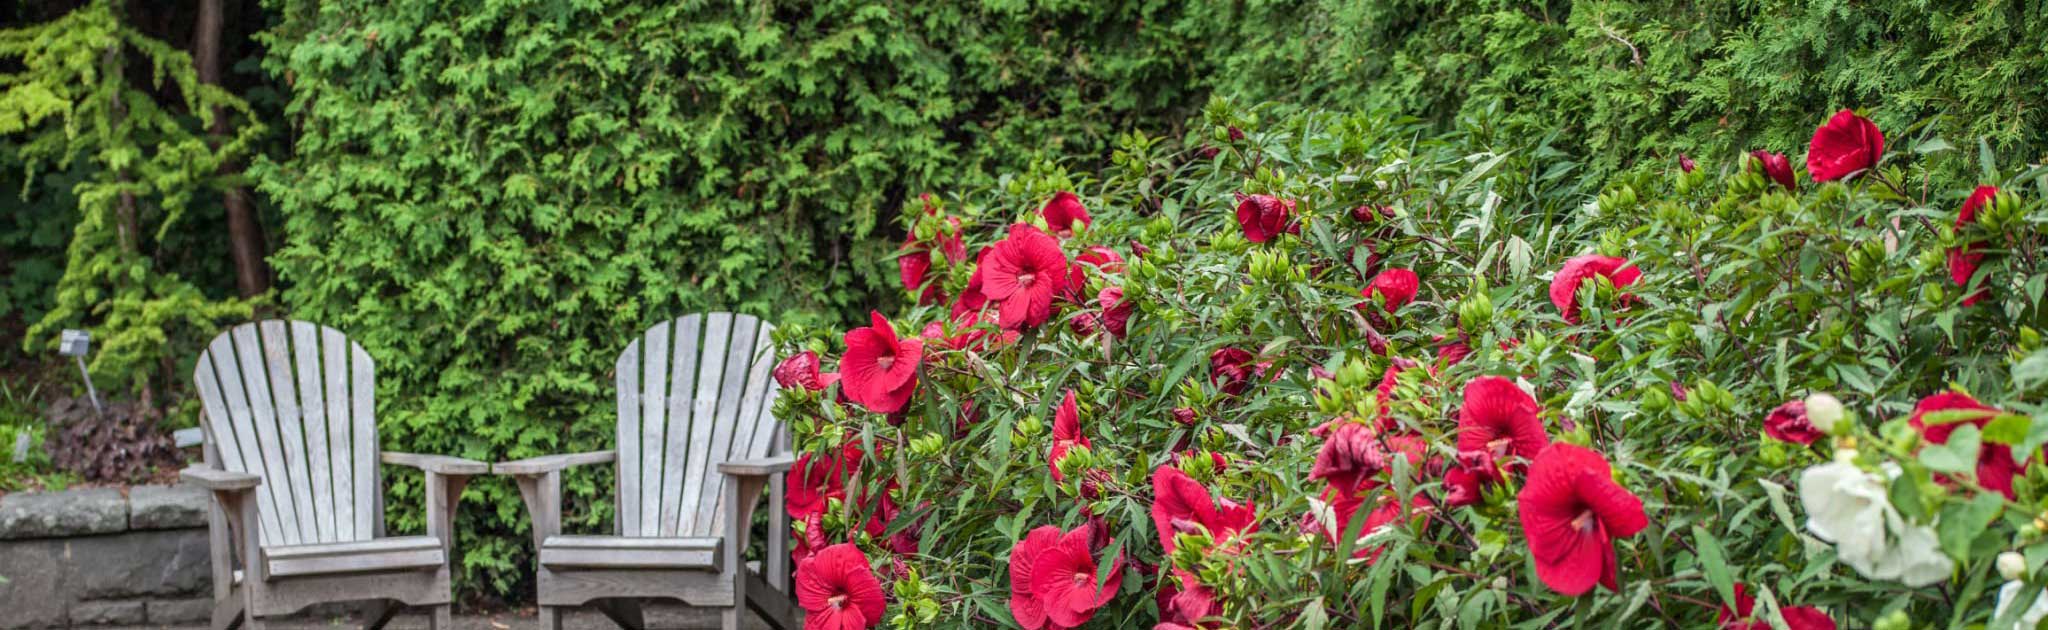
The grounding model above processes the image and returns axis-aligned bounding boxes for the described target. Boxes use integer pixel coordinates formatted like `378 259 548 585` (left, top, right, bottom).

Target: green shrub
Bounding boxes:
1186 0 2048 179
771 100 2048 627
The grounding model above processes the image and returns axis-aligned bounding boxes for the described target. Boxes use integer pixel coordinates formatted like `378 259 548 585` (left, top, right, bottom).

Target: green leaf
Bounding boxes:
1938 493 2004 562
1920 424 1982 474
1693 525 1736 611
1982 413 2032 445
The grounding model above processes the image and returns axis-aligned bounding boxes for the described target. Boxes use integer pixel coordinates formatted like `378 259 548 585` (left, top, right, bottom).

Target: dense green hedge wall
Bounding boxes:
1195 0 2048 177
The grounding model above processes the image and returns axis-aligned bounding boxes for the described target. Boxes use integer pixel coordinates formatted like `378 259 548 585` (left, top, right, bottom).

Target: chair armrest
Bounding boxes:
181 467 262 490
718 454 795 477
381 451 490 476
493 450 617 476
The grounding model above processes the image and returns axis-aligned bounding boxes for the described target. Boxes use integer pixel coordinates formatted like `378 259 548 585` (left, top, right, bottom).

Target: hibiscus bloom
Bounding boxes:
1209 348 1271 396
1750 150 1796 192
795 543 887 630
1042 191 1092 237
840 312 923 414
1012 523 1124 630
981 224 1071 331
1949 186 1998 306
1351 204 1394 223
1456 377 1549 462
1807 109 1884 182
773 350 839 392
1549 255 1641 324
1049 390 1091 482
1361 268 1420 313
1310 421 1387 498
1800 460 1953 586
1160 569 1219 629
1065 246 1125 304
1764 400 1823 445
1717 583 1837 630
1517 443 1649 595
1909 391 2018 499
1234 193 1299 243
1307 488 1430 563
788 443 863 520
1150 465 1258 554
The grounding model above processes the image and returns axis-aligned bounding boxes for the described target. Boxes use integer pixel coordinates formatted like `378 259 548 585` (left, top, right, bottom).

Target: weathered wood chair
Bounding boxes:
494 312 797 630
179 321 486 629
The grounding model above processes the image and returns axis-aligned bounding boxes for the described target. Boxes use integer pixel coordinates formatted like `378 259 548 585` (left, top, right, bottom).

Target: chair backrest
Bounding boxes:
192 320 379 547
613 312 783 538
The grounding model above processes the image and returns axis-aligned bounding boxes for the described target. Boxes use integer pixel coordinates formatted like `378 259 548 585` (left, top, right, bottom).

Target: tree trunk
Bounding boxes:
193 0 272 298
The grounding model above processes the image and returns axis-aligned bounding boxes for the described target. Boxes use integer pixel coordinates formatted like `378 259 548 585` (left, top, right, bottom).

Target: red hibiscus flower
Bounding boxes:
1718 583 1837 630
1351 204 1394 223
1750 150 1796 192
1209 348 1271 396
1042 191 1092 237
1065 246 1126 303
1763 400 1823 445
1313 488 1430 563
774 351 840 392
1097 287 1132 338
1806 109 1884 182
1160 569 1219 629
796 543 887 630
791 512 828 565
1361 268 1420 313
1234 193 1299 243
1311 421 1387 498
1909 391 2018 499
787 444 862 520
841 312 923 414
981 224 1071 331
1549 255 1641 324
1012 523 1123 630
1517 443 1649 595
1049 390 1091 482
1009 526 1061 630
1456 376 1549 462
1374 357 1422 429
953 249 992 318
1150 465 1258 555
1949 185 1998 306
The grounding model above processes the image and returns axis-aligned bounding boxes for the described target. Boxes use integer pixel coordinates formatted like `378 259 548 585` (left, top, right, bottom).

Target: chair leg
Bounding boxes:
210 595 244 630
429 604 453 630
363 600 401 630
722 607 741 630
537 605 563 630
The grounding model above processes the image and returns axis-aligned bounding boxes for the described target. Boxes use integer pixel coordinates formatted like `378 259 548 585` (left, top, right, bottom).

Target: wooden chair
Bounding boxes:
494 312 798 630
179 321 486 629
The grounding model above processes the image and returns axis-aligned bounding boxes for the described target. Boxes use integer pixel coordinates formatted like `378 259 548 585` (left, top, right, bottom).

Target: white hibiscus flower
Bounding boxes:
1799 458 1954 586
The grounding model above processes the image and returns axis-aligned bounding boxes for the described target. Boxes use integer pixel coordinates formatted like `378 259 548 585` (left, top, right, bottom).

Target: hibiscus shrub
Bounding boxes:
768 99 2048 628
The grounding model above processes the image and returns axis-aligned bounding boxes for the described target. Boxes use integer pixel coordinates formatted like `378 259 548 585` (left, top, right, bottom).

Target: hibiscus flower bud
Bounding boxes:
1806 393 1846 434
2000 551 2027 580
1807 109 1884 182
1457 291 1493 331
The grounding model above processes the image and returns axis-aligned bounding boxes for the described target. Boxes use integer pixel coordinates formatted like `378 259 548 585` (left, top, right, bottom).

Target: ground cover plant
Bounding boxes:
771 100 2048 628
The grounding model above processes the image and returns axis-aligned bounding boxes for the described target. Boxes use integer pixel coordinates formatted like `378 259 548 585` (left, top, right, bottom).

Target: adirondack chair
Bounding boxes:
494 312 797 630
179 321 486 629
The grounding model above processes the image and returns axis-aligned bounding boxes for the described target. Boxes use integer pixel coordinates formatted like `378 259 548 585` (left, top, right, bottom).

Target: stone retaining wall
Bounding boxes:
0 485 213 628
